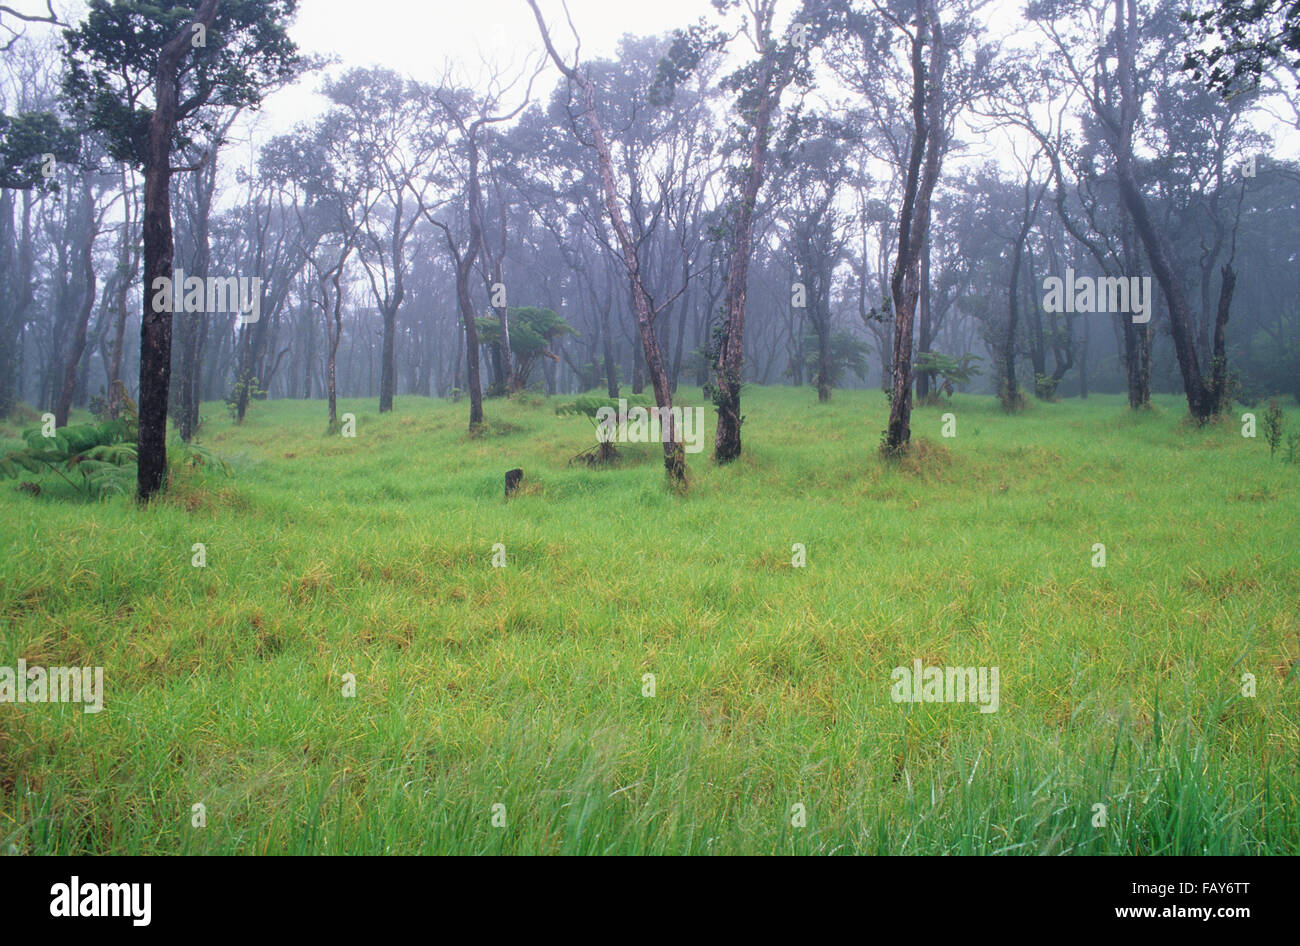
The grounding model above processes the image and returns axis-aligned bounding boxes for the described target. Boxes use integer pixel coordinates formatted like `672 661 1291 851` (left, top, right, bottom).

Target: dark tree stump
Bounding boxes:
505 468 523 497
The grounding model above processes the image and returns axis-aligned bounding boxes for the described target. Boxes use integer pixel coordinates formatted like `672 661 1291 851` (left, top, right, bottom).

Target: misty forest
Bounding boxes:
0 0 1297 856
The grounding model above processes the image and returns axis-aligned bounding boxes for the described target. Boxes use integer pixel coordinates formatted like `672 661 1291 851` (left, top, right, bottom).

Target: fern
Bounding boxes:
1 389 141 499
170 438 232 476
1 417 137 498
554 394 652 419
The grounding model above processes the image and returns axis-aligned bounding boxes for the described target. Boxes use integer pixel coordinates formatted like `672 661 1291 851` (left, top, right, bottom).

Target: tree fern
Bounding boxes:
2 418 137 498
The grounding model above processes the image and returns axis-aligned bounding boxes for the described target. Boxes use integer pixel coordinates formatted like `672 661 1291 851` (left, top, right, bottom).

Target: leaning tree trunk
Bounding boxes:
530 0 684 480
580 83 682 478
454 265 484 429
1110 0 1222 421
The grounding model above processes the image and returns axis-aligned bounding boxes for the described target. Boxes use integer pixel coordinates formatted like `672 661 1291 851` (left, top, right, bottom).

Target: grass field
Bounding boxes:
1 387 1297 854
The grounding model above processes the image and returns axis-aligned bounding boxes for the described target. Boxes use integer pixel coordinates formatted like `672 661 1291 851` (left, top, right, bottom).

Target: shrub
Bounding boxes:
1262 397 1284 459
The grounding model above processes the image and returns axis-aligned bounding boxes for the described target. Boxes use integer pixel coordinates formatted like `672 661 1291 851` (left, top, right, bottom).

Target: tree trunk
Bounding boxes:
916 236 932 399
1078 306 1089 398
885 1 946 453
454 263 484 428
379 303 397 411
816 325 831 403
137 0 220 499
530 0 684 479
56 181 97 427
1004 231 1024 407
602 304 618 397
327 282 342 428
713 57 782 463
1109 0 1220 421
489 205 513 391
138 67 181 495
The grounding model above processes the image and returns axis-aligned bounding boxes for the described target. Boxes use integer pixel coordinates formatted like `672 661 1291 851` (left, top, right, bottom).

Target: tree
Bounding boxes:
1106 0 1235 420
774 120 856 401
428 66 535 426
708 0 806 462
475 305 576 390
870 0 949 452
1002 156 1048 408
261 125 360 430
320 69 438 415
173 110 240 440
52 165 113 427
62 0 302 500
801 329 871 390
0 106 78 416
1020 0 1152 408
1182 0 1300 94
528 0 694 482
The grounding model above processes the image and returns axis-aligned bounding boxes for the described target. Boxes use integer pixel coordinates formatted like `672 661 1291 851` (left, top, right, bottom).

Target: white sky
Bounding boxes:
4 0 1296 172
263 0 727 134
179 0 1300 170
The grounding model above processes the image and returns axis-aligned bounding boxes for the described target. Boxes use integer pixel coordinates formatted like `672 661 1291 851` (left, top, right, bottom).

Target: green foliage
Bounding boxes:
1181 0 1300 94
0 111 80 190
1 391 1297 853
0 382 226 499
476 306 577 390
915 351 984 393
802 331 871 388
1242 316 1300 404
476 306 573 352
0 418 138 499
1034 373 1061 401
701 322 742 428
61 0 303 167
649 22 727 106
554 393 652 420
225 377 267 421
574 361 615 393
555 394 655 466
3 402 43 425
171 437 232 476
1262 397 1285 459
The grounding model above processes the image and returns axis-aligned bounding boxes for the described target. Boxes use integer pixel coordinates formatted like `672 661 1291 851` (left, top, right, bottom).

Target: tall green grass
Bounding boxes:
1 388 1296 854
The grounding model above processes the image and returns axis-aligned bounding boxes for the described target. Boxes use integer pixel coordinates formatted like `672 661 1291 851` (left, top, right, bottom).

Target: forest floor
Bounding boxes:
1 387 1297 854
